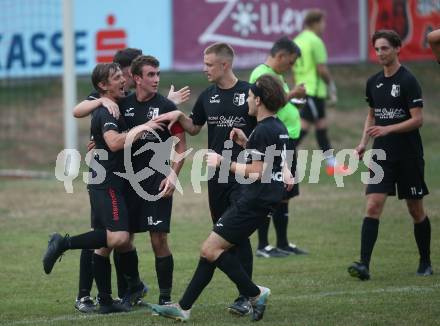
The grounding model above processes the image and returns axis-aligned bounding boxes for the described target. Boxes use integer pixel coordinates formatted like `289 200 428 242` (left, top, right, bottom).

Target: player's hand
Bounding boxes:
144 121 166 132
355 144 366 160
283 168 295 191
206 152 223 168
289 83 306 99
87 140 96 152
167 85 191 105
154 111 183 131
159 174 177 198
100 97 120 119
229 128 247 148
366 125 390 138
328 81 338 106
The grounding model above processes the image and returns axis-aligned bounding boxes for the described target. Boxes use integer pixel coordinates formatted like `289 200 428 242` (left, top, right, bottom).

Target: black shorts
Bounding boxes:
213 200 275 245
283 138 300 200
300 96 326 122
88 186 130 232
365 156 429 200
208 180 242 223
126 179 173 233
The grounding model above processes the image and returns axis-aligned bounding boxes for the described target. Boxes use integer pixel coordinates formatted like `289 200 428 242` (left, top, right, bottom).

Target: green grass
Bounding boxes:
0 150 439 325
1 62 439 325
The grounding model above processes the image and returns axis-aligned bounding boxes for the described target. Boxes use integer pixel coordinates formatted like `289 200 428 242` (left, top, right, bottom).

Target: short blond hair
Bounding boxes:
204 43 235 62
304 9 325 27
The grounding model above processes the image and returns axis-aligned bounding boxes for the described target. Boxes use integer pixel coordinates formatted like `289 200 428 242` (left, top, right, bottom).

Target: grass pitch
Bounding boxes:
0 62 439 325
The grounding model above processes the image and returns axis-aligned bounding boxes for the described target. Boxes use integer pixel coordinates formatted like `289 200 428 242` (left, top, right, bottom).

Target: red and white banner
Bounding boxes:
368 0 440 61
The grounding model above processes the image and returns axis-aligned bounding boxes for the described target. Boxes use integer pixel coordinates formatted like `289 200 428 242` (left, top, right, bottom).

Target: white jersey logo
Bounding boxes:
376 83 383 88
391 84 400 97
124 107 135 117
210 94 221 103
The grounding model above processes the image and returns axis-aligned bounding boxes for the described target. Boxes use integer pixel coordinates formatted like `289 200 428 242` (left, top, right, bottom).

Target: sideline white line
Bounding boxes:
8 284 440 325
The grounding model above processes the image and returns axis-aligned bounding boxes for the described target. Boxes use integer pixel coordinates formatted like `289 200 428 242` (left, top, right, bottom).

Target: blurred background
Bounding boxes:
0 0 438 176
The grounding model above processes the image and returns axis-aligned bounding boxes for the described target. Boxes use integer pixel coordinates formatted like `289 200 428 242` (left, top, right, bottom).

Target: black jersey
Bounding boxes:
88 106 127 190
241 116 288 206
118 92 178 183
365 66 424 159
190 80 257 160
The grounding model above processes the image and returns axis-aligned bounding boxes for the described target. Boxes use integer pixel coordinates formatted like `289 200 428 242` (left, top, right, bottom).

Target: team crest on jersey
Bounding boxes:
391 84 400 97
147 107 160 120
233 92 246 106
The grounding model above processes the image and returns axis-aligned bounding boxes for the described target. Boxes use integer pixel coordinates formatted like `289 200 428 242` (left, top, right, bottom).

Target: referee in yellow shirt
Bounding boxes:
293 9 343 175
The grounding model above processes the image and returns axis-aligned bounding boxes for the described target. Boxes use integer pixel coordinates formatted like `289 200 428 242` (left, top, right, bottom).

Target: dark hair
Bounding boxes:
91 62 121 94
113 48 142 68
304 9 325 27
253 74 287 112
130 55 160 77
372 29 402 48
270 36 301 57
204 42 235 62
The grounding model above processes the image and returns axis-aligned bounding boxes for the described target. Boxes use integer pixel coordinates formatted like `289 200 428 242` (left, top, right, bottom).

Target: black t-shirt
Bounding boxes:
88 106 128 190
241 116 288 206
190 80 257 182
365 66 424 159
118 92 178 187
191 80 256 157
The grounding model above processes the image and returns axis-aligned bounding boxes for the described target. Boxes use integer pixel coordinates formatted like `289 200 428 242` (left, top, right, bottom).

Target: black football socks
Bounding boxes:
77 249 94 299
179 257 215 310
93 253 112 304
66 230 107 250
414 216 431 265
360 217 379 269
257 216 270 249
156 255 174 304
215 251 260 298
273 202 289 248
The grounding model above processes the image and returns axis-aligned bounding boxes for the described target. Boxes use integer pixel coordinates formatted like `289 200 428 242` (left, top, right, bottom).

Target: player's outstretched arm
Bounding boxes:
154 111 202 136
428 29 440 62
167 85 191 105
206 152 264 180
103 121 165 152
73 98 120 119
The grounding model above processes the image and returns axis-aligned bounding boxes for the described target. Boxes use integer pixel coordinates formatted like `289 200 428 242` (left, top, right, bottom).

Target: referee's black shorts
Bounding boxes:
88 186 130 232
366 156 429 200
300 96 326 122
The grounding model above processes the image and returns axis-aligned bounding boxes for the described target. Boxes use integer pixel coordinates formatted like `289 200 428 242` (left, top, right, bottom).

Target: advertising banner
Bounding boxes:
0 0 172 78
368 0 440 61
173 0 360 70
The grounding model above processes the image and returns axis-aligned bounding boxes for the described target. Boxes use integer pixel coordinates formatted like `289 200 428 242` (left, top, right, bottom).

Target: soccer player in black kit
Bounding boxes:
154 43 257 315
119 55 187 306
348 30 432 280
72 50 189 310
42 63 164 313
150 74 294 322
